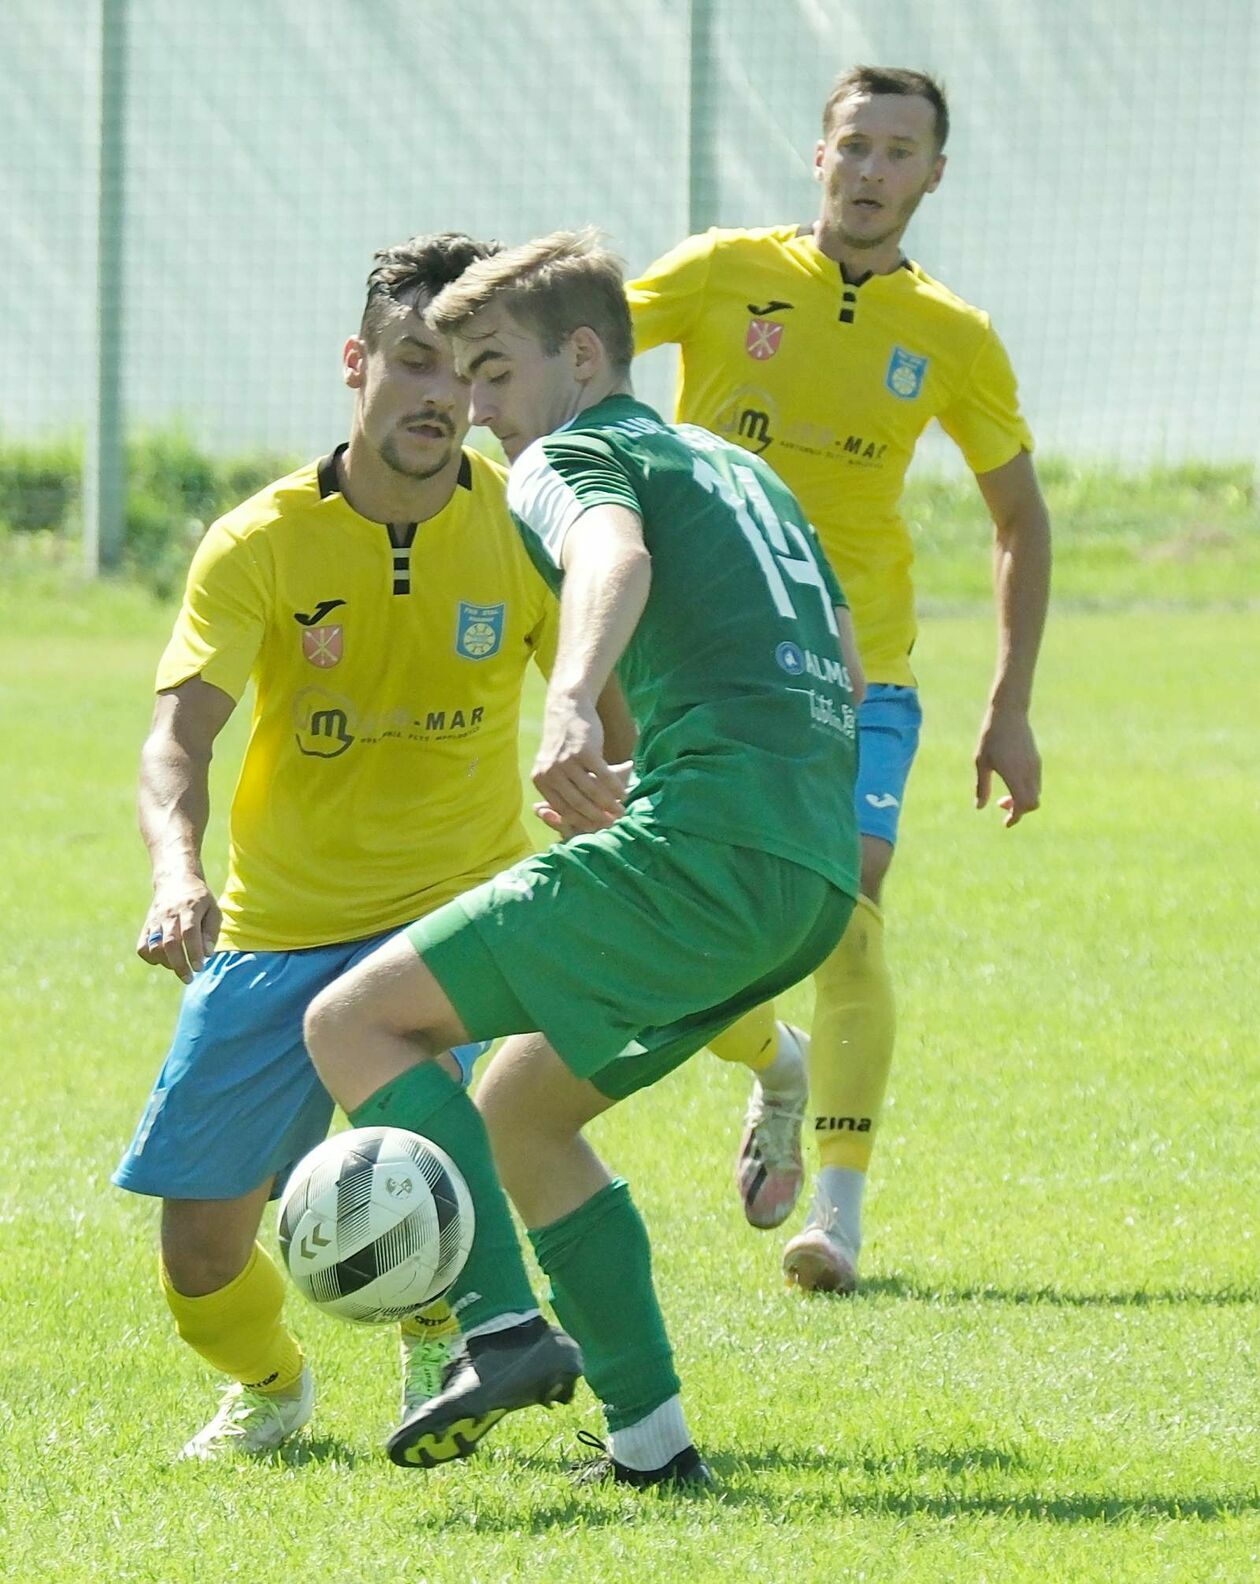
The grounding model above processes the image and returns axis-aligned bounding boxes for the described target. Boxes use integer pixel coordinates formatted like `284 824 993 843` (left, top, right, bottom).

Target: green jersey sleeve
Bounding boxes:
506 431 642 571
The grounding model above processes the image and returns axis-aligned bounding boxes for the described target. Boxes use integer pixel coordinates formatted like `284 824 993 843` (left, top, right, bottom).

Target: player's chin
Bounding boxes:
386 438 457 480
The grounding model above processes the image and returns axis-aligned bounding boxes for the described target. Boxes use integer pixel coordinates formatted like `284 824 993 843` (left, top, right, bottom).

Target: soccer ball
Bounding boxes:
277 1126 474 1324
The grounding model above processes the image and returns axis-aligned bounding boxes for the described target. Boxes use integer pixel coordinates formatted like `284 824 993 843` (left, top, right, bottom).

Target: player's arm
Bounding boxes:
973 449 1051 826
137 677 237 982
533 505 651 834
836 604 866 706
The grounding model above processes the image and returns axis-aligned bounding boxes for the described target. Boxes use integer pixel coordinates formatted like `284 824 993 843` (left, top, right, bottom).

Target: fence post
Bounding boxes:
688 0 719 234
83 0 127 575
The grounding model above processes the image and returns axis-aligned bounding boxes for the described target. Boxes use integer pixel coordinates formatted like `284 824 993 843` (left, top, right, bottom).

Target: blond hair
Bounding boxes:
427 227 634 371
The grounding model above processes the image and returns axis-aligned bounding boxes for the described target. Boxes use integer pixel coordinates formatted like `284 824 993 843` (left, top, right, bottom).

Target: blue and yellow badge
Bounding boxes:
885 345 929 400
455 601 505 660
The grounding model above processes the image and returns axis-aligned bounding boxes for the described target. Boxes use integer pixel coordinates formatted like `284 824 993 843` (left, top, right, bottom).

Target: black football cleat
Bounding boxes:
387 1317 582 1469
571 1429 716 1491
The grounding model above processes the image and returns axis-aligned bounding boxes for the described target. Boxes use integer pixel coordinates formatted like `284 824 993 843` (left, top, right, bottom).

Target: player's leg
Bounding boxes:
304 927 581 1470
710 1003 812 1229
160 1182 316 1459
115 931 438 1457
784 685 918 1293
475 1033 707 1487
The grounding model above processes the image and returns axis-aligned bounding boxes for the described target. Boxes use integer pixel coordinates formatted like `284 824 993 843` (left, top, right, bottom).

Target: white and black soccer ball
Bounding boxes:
277 1126 474 1324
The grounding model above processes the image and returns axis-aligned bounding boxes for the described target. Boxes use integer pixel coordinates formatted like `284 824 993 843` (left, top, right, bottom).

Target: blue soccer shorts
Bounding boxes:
855 684 923 846
113 929 490 1202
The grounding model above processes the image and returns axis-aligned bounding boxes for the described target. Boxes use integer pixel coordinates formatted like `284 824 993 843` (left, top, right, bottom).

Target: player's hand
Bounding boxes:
137 874 221 983
533 691 627 835
974 704 1041 827
533 761 634 839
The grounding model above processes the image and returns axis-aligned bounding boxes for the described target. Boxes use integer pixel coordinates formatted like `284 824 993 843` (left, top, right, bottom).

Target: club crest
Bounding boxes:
885 345 929 400
456 601 505 660
745 318 784 360
301 624 343 667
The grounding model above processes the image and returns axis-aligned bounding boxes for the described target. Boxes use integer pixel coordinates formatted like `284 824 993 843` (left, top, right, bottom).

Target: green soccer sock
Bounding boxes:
529 1178 680 1432
350 1062 537 1333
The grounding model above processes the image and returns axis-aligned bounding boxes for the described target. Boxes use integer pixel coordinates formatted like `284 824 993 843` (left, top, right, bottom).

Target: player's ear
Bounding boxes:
926 153 946 194
569 325 603 384
813 139 826 179
343 336 368 390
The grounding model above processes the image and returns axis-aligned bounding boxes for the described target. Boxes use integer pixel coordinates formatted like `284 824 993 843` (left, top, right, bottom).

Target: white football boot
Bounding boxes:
735 1023 809 1229
783 1195 860 1294
179 1365 314 1460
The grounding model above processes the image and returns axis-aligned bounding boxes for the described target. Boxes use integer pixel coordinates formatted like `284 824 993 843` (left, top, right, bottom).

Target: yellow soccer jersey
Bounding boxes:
157 446 556 951
629 225 1034 684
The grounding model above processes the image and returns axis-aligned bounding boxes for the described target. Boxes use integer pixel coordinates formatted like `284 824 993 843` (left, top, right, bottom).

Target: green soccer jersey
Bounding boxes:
505 394 860 898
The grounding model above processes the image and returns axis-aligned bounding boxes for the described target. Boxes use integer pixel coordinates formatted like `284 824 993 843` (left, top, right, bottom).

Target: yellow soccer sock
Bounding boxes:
707 1001 778 1071
161 1242 305 1394
399 1296 460 1345
810 894 895 1173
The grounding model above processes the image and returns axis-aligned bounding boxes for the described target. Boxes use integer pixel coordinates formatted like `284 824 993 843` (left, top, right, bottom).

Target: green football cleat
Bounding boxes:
399 1300 462 1418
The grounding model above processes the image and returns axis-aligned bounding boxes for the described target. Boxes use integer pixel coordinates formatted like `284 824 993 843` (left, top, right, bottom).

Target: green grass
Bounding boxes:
0 560 1257 1581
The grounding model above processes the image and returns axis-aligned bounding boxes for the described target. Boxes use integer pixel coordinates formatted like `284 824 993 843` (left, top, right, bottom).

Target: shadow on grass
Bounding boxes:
391 1464 1260 1533
854 1277 1260 1308
269 1434 365 1468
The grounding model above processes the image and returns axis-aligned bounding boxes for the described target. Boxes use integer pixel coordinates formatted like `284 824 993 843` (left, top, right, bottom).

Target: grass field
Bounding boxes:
0 508 1257 1581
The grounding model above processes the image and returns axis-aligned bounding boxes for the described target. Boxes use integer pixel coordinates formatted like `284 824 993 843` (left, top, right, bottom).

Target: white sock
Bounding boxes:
608 1395 691 1471
813 1166 865 1255
756 1023 807 1100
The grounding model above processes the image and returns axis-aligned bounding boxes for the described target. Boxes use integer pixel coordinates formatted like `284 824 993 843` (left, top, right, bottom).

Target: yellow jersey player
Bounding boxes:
113 233 567 1458
629 66 1051 1291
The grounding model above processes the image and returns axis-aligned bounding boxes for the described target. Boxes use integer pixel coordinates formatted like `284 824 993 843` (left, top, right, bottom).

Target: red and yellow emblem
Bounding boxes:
301 624 343 668
745 318 784 360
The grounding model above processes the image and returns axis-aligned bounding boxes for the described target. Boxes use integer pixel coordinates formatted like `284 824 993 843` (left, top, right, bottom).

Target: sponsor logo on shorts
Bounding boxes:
885 345 929 400
864 792 901 809
456 602 505 660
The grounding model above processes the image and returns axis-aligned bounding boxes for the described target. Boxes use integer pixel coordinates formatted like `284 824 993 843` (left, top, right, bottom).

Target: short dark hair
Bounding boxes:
361 232 502 346
427 227 634 373
822 66 949 152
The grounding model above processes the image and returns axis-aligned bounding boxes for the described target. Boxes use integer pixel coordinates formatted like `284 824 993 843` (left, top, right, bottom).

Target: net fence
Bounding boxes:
3 0 1257 476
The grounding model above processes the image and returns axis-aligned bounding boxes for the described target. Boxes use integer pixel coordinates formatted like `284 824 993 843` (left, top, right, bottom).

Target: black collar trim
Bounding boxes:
317 443 348 500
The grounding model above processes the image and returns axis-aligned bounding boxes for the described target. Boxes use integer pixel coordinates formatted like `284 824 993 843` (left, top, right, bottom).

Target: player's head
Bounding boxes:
815 67 948 255
344 232 501 481
426 228 633 462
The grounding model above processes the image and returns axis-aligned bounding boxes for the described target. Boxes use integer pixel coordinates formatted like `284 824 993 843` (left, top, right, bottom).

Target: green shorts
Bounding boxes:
405 810 853 1101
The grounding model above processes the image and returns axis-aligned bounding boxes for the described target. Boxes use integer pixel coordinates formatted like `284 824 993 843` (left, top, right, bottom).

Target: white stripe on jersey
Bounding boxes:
507 441 588 568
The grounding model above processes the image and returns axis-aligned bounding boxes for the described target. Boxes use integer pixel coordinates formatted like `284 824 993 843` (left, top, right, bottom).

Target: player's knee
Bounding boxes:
161 1203 257 1298
303 980 360 1081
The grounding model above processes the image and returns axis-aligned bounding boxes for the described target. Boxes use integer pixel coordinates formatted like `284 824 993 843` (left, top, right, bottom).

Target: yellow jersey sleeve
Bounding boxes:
155 521 268 701
936 324 1034 476
627 230 716 352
